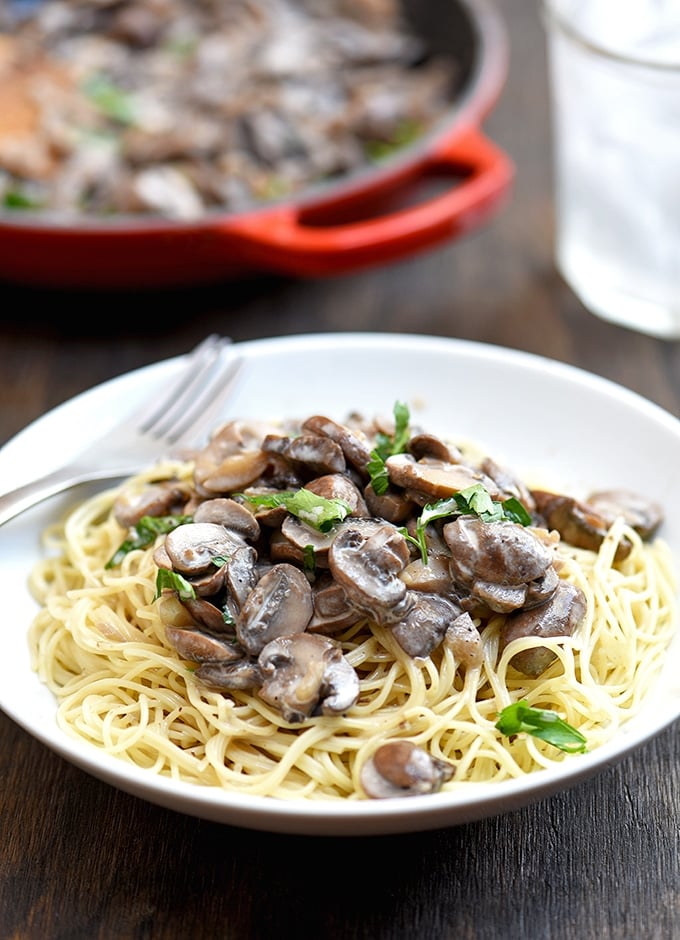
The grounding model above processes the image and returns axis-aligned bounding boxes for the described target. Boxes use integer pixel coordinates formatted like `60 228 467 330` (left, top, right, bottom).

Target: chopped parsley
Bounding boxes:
82 74 137 124
155 567 196 601
367 401 411 495
495 700 587 754
401 483 532 564
106 514 192 568
239 489 351 532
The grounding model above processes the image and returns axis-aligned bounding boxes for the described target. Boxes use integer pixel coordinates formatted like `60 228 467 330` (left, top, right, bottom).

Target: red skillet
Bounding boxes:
0 0 513 288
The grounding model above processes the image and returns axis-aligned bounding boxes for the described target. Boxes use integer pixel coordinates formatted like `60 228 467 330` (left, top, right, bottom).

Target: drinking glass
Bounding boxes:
543 0 680 339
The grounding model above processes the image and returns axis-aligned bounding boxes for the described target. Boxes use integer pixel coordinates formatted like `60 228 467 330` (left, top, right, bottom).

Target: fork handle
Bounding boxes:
0 466 129 527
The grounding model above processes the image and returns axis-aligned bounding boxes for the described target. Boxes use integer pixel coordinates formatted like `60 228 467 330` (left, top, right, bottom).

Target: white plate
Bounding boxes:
2 332 680 836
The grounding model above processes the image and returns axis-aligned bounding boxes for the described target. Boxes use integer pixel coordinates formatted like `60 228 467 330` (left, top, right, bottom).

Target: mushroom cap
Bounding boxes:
360 741 455 799
390 592 460 659
329 520 413 625
195 658 264 692
257 633 359 723
236 562 313 655
500 579 587 677
301 415 373 476
164 522 244 576
585 489 664 541
192 497 260 542
444 516 553 588
385 453 501 500
304 474 369 517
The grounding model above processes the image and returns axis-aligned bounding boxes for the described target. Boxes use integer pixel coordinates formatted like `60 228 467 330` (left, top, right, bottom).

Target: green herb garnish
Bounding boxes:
239 489 351 532
364 120 423 162
106 514 191 568
402 483 532 564
368 401 411 495
82 74 136 124
3 189 43 210
495 700 587 754
155 568 196 601
303 544 316 573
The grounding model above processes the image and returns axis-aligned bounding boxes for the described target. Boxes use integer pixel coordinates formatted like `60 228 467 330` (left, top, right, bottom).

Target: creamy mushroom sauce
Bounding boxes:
110 407 664 798
0 0 457 218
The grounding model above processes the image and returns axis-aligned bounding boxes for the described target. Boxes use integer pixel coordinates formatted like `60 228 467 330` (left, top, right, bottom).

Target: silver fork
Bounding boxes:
0 334 243 527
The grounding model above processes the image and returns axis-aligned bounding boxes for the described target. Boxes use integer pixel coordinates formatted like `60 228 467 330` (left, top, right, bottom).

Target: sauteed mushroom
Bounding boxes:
192 498 260 541
443 517 557 613
585 489 663 541
140 403 663 739
164 522 243 576
236 563 313 655
301 415 373 477
532 490 633 561
258 633 359 723
113 480 190 527
329 521 413 625
390 592 460 659
360 741 455 798
500 580 587 677
385 454 500 500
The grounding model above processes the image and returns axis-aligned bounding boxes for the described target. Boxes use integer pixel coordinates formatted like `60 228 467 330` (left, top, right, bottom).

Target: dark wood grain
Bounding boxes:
2 2 680 937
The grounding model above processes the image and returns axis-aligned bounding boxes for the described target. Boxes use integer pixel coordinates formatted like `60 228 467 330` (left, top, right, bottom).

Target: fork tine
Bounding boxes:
156 353 245 449
130 334 228 434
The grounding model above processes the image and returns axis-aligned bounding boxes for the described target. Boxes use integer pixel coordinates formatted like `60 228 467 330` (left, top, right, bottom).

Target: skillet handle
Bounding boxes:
224 126 514 277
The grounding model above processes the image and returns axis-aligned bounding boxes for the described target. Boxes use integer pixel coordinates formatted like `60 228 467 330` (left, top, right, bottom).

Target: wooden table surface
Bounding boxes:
2 2 680 937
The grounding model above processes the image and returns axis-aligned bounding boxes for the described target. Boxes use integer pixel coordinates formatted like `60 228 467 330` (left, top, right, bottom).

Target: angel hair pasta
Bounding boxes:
28 406 677 800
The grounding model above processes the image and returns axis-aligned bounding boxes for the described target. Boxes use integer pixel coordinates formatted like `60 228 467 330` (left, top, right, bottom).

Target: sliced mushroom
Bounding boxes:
585 489 664 541
262 433 346 476
400 553 453 594
468 579 529 615
390 592 460 658
363 481 415 524
532 490 632 561
445 517 554 586
304 474 369 517
360 740 455 799
408 432 461 463
524 564 560 609
308 574 362 634
160 594 241 658
182 596 234 633
280 515 336 567
153 541 173 570
113 480 190 528
192 497 260 542
301 415 373 477
444 612 483 669
499 579 587 677
195 658 264 692
222 544 259 609
236 563 313 655
193 420 275 495
257 633 359 723
164 522 244 576
186 563 228 598
165 626 244 664
385 453 501 500
329 521 413 625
